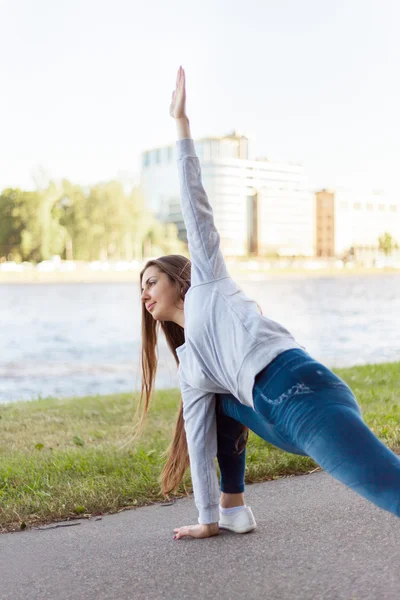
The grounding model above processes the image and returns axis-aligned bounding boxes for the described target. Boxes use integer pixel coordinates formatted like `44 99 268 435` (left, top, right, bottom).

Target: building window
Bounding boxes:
143 152 150 167
211 140 220 159
155 149 161 164
195 142 203 159
340 202 348 209
203 141 211 161
354 202 361 210
367 203 373 210
167 146 174 162
379 204 385 211
161 147 168 163
390 205 397 212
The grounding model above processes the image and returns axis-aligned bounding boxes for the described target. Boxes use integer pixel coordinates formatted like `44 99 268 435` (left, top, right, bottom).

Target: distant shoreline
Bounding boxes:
0 266 399 284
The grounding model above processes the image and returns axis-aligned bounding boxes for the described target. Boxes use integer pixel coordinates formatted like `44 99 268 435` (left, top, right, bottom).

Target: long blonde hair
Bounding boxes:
128 254 249 498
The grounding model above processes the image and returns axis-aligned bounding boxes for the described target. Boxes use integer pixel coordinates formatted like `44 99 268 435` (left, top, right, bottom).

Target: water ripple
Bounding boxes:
1 276 399 404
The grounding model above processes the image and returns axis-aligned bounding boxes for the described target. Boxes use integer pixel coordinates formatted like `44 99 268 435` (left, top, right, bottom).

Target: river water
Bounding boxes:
1 274 399 404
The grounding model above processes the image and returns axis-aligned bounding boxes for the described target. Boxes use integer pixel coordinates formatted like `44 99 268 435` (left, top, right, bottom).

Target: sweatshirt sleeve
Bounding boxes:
176 138 230 286
180 379 220 524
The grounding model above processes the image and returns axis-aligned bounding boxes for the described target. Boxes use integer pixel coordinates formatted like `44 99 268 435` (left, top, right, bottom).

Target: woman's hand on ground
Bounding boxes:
173 522 219 540
170 66 187 120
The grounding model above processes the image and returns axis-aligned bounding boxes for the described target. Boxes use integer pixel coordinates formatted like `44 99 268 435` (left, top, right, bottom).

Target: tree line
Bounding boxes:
0 180 186 263
1 180 398 263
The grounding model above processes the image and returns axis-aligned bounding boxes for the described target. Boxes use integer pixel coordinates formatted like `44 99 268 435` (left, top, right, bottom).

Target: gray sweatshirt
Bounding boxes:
176 138 304 524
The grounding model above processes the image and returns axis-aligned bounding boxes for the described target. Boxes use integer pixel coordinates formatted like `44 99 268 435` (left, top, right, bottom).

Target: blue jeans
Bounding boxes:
216 348 400 518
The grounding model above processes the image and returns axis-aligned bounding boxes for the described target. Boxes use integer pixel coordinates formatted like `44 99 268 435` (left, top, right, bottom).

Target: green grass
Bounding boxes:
1 361 399 534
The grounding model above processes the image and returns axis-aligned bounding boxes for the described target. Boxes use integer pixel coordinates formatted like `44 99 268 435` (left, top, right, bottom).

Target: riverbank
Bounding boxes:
1 360 399 534
1 266 399 284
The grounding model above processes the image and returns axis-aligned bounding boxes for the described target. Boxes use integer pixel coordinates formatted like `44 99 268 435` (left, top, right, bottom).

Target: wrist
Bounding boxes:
175 116 191 140
202 522 219 533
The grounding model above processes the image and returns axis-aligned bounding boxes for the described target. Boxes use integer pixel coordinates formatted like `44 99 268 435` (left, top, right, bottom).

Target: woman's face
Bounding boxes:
140 266 183 322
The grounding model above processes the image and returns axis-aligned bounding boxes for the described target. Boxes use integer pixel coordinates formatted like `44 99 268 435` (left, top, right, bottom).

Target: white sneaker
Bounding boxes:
218 506 257 534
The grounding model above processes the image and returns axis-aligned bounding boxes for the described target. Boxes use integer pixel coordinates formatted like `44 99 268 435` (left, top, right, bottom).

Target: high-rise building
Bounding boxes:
140 131 315 257
316 189 400 257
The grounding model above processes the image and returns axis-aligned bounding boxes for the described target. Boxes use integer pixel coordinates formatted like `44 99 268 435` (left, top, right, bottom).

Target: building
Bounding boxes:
140 131 315 258
316 189 400 258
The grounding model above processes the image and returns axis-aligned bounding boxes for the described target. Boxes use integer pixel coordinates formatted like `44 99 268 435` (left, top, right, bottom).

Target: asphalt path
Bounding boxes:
1 470 399 600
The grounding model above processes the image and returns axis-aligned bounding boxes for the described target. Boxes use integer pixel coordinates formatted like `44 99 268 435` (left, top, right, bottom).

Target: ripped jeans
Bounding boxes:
216 348 400 518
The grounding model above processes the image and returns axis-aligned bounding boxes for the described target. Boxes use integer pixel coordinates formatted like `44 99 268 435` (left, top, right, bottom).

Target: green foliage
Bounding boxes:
0 180 187 263
378 232 399 256
0 185 70 261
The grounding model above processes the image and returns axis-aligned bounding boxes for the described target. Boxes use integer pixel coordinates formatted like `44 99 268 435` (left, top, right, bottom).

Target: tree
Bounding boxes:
57 180 88 260
0 189 23 260
0 179 186 263
378 232 398 256
0 186 68 262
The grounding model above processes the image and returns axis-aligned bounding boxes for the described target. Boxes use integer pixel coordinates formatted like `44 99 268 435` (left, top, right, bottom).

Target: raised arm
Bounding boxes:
170 66 229 286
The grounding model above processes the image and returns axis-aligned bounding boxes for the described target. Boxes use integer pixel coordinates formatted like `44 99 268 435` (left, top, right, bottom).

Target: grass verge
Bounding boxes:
1 361 399 534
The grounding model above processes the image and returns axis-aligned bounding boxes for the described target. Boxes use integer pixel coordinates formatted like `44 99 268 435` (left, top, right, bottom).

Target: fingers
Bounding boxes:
176 65 185 88
173 525 190 539
173 526 185 539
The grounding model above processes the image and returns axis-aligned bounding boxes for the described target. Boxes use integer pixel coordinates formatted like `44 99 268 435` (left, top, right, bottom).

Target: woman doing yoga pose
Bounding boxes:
135 66 400 540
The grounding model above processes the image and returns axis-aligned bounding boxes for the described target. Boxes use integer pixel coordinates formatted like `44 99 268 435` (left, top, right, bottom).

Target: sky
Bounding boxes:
0 0 399 193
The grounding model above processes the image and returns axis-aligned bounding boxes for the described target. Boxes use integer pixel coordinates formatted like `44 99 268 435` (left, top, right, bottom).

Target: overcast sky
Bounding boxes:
0 0 399 192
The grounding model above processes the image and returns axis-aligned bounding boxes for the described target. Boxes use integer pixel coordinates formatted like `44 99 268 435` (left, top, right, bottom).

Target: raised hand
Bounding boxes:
170 66 187 120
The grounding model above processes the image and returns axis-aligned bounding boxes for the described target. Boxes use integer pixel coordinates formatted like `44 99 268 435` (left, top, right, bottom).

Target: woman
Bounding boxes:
136 66 400 541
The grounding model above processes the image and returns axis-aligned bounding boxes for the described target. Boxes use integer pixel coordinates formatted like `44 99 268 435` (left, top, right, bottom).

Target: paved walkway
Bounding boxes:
1 470 399 600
